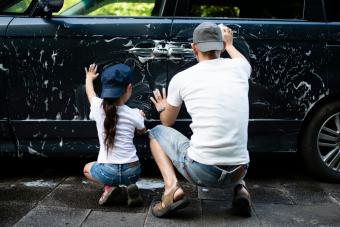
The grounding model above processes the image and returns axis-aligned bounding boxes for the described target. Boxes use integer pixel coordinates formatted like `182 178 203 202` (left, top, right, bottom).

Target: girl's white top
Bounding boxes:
90 97 145 164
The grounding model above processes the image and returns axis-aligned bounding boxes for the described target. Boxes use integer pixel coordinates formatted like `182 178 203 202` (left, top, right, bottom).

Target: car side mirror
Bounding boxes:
31 0 64 17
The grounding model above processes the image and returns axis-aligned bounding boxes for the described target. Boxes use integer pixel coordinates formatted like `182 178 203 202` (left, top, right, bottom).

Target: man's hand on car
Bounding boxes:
219 25 234 48
219 25 246 60
150 88 167 113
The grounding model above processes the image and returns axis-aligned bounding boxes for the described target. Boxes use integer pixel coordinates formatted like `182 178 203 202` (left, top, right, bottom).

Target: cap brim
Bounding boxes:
101 87 124 99
197 42 224 52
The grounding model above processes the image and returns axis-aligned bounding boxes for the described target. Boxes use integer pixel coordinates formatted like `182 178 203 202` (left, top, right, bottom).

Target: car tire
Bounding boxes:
301 100 340 182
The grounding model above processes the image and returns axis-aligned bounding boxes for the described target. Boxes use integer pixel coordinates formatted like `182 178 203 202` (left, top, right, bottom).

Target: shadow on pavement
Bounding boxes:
0 152 310 180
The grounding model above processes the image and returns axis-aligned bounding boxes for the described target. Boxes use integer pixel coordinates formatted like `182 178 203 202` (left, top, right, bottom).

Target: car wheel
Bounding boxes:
301 101 340 182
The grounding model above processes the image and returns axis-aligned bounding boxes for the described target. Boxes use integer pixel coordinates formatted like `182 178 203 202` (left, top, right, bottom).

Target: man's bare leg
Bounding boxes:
150 138 184 202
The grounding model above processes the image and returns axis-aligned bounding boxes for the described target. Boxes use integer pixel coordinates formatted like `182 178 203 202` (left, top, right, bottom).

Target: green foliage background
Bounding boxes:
192 5 240 17
88 0 154 16
2 0 32 13
58 0 81 13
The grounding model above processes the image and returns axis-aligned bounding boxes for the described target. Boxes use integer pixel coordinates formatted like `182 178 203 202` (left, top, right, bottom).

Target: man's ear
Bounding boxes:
191 43 199 57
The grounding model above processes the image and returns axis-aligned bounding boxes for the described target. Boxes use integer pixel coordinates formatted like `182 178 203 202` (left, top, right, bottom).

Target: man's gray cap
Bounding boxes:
193 22 224 52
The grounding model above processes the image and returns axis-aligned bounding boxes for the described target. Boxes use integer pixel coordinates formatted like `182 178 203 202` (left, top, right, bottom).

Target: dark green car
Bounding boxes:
1 0 340 182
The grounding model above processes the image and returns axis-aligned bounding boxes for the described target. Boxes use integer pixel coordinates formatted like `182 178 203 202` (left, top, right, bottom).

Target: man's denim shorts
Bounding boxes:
90 161 141 186
149 125 248 188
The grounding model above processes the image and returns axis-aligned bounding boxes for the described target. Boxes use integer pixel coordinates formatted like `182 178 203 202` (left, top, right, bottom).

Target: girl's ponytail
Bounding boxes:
103 99 118 152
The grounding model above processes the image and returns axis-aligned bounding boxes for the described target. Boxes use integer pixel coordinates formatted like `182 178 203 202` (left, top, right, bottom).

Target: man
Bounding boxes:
149 22 252 218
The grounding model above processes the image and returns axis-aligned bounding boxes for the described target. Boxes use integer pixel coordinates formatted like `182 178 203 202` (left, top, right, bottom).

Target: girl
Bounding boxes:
83 63 146 206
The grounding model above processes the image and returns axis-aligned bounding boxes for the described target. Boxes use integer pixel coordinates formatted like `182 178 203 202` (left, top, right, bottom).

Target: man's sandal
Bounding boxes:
151 183 190 218
232 184 252 217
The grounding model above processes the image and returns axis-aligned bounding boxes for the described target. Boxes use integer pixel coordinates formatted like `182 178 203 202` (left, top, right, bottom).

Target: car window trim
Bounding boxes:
159 0 167 16
52 15 174 19
171 16 308 22
320 0 327 21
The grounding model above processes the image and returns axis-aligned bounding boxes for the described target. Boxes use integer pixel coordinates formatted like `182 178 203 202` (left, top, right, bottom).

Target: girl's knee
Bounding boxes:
83 162 94 176
83 165 89 176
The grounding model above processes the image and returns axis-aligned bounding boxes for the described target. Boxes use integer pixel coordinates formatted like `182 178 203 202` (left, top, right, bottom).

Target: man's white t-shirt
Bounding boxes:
167 58 251 166
90 96 145 164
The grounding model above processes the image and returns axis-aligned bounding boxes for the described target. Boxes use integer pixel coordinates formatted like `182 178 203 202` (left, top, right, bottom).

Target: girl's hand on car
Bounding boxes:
219 25 233 47
136 127 147 135
139 110 146 119
85 64 99 81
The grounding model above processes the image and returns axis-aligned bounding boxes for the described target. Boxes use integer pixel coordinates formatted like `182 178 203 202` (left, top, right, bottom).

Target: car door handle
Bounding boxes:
129 43 193 59
152 48 168 56
128 47 153 57
129 41 155 57
129 41 169 58
129 47 168 58
168 47 193 59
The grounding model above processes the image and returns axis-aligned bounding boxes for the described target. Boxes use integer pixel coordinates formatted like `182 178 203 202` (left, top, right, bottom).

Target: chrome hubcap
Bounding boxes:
317 113 340 172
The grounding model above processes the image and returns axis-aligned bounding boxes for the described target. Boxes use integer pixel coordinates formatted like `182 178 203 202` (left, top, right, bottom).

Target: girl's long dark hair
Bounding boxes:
103 98 119 152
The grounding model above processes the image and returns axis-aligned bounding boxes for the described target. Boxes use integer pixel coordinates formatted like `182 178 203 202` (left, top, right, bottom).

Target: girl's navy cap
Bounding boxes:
100 64 132 99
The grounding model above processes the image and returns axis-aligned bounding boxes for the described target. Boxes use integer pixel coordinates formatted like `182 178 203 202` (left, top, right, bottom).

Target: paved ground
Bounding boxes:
0 153 340 227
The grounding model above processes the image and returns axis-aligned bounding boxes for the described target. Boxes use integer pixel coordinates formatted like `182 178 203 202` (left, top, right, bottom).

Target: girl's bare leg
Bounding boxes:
83 161 101 184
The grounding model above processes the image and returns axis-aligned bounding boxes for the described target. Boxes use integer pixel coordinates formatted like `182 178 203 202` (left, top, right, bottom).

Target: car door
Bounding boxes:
325 0 340 92
170 0 328 151
0 16 16 156
4 0 174 157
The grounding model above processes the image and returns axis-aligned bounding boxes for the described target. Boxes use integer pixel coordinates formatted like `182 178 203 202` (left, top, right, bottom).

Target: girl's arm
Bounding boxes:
136 110 147 135
85 64 99 105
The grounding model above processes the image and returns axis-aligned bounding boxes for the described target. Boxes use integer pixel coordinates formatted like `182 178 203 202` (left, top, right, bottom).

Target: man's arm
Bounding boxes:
225 45 246 60
160 103 180 126
85 64 99 105
150 88 180 126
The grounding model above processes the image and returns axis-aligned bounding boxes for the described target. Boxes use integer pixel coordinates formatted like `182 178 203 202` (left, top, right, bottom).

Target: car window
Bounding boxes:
0 0 32 14
324 0 340 22
175 0 303 19
55 0 157 17
56 0 82 15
